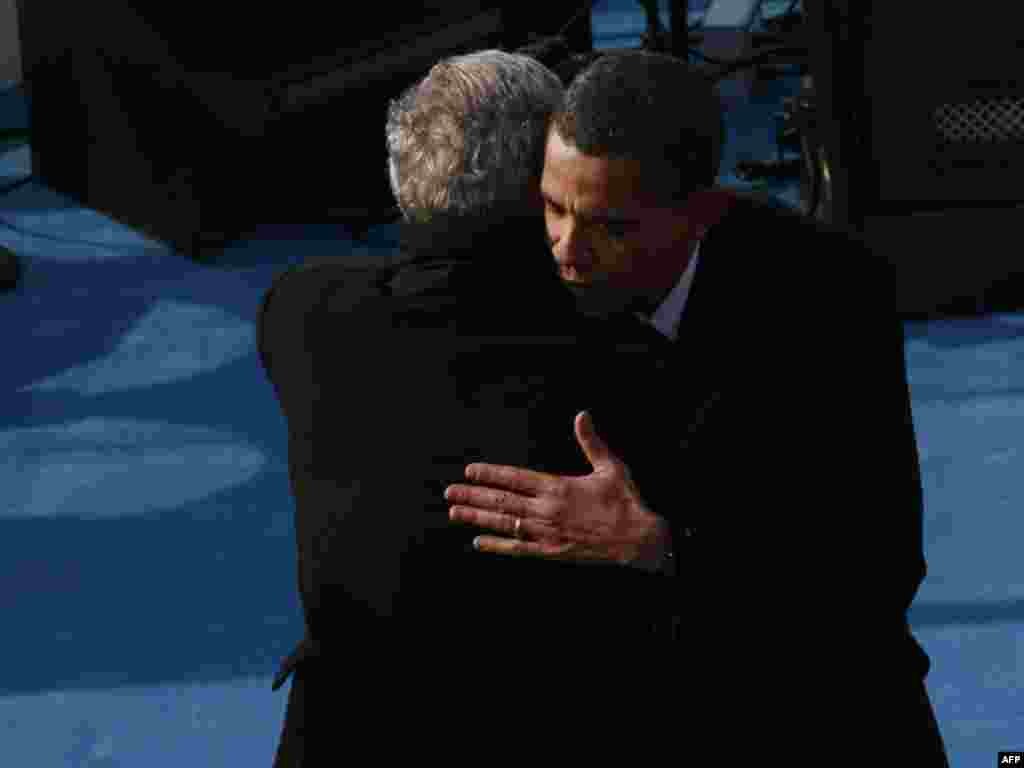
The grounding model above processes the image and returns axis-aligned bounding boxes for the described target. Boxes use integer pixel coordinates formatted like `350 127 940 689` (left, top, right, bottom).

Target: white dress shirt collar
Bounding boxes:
639 239 701 342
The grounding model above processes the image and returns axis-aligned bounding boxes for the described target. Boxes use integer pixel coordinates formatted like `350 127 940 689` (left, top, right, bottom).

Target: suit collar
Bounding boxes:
641 239 702 341
675 191 766 337
672 192 801 444
398 209 549 266
669 198 753 445
391 209 571 308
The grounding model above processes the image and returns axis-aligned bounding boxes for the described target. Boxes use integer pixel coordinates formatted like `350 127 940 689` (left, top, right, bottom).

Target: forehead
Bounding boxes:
541 128 654 214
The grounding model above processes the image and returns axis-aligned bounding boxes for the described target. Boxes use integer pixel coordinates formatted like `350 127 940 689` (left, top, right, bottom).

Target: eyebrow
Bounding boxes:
541 191 635 223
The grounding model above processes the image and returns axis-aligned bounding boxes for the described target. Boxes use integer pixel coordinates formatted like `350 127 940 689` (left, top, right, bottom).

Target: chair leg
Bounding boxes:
0 244 21 293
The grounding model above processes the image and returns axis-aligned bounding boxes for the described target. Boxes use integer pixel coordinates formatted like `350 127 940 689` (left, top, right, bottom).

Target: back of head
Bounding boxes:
385 49 563 222
551 51 725 207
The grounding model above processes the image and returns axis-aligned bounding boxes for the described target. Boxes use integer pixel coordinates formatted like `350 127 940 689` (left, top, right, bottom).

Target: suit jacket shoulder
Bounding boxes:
693 194 897 344
257 258 399 386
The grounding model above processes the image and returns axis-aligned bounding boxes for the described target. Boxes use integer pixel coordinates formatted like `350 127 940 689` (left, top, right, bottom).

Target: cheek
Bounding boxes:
667 219 698 249
591 238 637 277
634 228 682 264
590 227 630 262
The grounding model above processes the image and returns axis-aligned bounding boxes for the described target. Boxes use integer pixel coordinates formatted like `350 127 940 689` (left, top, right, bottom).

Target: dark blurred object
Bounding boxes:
638 0 670 53
734 157 801 182
508 1 595 84
0 127 30 149
0 243 21 293
669 0 704 57
514 36 572 73
0 81 31 147
802 0 1024 317
507 2 593 55
763 0 803 35
685 0 767 109
683 0 810 109
14 0 589 262
515 35 604 86
776 77 830 222
555 51 607 85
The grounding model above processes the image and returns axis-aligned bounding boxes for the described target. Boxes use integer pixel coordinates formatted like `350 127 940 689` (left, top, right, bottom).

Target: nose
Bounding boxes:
553 220 592 277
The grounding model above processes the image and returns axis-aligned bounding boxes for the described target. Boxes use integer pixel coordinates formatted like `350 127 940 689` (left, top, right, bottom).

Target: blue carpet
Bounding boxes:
0 3 1017 766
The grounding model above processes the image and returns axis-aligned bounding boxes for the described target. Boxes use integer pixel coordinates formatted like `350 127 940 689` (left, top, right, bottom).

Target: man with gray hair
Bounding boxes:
385 49 562 221
259 49 685 766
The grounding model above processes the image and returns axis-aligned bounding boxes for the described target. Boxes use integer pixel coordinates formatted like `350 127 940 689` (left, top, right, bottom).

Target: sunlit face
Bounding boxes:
541 126 701 314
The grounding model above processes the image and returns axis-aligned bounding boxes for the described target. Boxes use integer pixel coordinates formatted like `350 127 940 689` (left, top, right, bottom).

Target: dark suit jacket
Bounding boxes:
259 196 944 765
259 210 695 764
672 193 942 763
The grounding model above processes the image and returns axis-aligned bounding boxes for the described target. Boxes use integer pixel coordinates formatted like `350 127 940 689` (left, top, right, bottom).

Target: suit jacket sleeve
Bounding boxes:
258 265 310 412
257 263 323 638
257 261 347 437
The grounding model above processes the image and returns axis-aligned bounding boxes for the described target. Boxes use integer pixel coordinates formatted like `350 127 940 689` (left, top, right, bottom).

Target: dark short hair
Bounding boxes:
551 51 725 206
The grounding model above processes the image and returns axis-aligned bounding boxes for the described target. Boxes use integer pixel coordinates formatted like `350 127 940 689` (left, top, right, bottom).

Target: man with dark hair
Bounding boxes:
444 51 950 765
543 50 727 320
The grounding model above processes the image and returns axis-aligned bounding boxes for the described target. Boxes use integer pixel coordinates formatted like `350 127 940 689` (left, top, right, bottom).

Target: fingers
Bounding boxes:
471 535 571 560
444 483 547 519
463 462 559 495
574 411 615 471
449 506 554 540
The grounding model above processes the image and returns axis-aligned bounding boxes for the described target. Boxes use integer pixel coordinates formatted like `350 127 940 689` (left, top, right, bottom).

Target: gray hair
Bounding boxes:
385 49 563 220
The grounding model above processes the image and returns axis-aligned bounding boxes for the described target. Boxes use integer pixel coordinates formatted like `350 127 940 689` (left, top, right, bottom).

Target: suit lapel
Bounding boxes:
674 230 727 450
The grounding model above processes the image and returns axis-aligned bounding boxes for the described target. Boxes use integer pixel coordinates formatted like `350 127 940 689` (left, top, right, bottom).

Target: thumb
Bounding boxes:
574 411 616 471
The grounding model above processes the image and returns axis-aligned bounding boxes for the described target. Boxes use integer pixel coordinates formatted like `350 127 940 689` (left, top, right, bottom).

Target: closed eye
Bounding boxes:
543 196 566 215
544 195 632 238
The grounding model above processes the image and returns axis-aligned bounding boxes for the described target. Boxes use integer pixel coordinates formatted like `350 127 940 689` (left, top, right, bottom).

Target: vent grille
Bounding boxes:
934 97 1024 143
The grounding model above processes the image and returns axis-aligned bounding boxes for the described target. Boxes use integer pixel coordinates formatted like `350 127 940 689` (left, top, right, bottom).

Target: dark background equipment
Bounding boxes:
801 0 1024 318
666 0 1024 318
13 0 1024 317
13 1 591 261
0 241 18 292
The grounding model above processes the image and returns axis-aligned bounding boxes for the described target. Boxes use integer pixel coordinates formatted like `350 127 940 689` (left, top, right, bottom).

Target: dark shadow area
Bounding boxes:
909 599 1024 629
210 222 403 270
904 316 1024 347
0 177 402 271
901 287 1024 324
593 0 710 14
0 82 29 131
